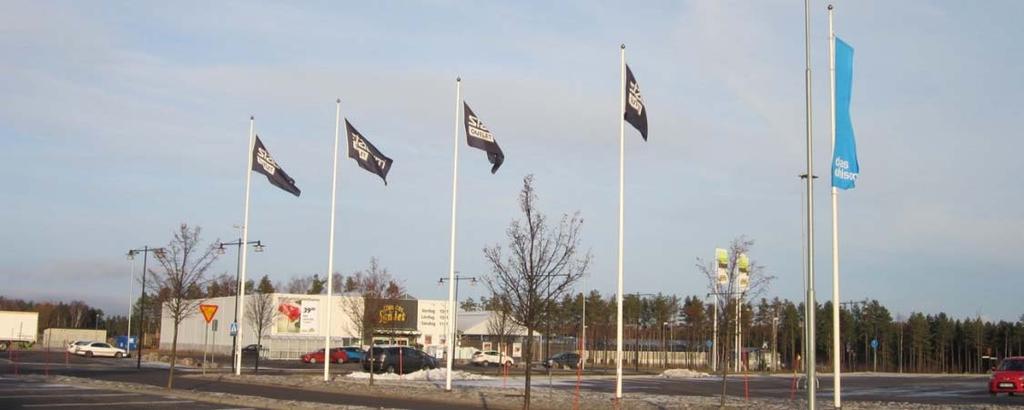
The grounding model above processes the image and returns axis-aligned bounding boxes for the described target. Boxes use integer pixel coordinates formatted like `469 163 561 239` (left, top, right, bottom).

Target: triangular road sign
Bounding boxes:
200 304 218 324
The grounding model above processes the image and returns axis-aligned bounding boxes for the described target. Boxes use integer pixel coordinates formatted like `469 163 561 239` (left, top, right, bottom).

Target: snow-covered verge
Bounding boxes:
40 375 379 409
345 368 493 381
660 368 711 379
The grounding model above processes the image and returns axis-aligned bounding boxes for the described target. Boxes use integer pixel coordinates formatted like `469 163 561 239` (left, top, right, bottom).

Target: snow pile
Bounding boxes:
345 368 494 381
659 368 710 379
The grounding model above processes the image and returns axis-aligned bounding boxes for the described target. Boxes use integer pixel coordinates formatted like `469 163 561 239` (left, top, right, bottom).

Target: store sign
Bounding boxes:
365 299 418 331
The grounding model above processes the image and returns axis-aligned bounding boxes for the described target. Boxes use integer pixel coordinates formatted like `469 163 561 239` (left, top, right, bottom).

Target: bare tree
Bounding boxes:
284 275 314 294
246 275 276 373
340 258 406 385
149 224 219 389
694 235 774 407
485 293 517 371
484 175 590 410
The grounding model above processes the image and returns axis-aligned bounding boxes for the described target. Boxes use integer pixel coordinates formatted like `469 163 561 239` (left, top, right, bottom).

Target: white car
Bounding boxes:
74 341 127 358
66 340 92 354
470 350 514 367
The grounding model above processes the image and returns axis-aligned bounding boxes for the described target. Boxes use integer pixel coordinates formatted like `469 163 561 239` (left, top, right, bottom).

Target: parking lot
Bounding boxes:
0 376 236 409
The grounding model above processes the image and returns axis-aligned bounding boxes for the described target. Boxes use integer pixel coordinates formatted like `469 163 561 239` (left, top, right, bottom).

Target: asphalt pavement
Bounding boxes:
4 350 1024 408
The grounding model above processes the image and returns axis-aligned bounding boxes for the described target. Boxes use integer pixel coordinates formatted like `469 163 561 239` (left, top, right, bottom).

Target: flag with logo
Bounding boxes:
252 135 301 196
345 120 394 185
463 102 505 174
624 64 648 140
832 37 859 190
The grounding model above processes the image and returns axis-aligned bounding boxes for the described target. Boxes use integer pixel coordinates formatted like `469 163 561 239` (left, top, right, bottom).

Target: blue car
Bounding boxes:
341 346 364 363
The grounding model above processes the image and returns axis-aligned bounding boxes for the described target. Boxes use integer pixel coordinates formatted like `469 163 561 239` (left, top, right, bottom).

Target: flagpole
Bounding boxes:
614 43 626 402
802 0 818 408
324 99 341 382
444 77 462 393
234 116 255 376
828 4 841 408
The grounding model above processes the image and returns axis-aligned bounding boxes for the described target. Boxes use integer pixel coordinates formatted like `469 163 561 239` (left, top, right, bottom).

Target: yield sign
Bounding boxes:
199 304 219 324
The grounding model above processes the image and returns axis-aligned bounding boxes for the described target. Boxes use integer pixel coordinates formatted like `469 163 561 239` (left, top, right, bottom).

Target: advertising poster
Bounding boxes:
365 299 418 331
512 342 522 358
275 296 319 335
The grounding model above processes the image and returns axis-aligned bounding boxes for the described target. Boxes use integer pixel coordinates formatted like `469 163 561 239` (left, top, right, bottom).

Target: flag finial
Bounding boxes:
620 43 626 49
336 98 340 103
457 76 461 82
250 115 254 120
827 4 834 10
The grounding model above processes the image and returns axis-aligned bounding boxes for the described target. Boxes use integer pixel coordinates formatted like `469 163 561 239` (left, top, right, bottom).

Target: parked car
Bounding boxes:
989 356 1024 396
241 344 264 356
74 341 128 358
471 350 514 367
340 346 364 363
302 348 348 364
66 340 92 354
542 352 581 369
362 346 438 374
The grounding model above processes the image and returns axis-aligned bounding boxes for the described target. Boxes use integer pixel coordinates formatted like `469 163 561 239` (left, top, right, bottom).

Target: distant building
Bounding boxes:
158 293 451 359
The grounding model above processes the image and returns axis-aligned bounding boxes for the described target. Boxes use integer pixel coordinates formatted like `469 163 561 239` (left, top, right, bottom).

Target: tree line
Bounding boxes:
462 292 1024 373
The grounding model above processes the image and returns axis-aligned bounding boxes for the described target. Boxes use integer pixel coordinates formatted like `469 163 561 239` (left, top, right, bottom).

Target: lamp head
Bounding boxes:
253 242 265 253
216 244 226 255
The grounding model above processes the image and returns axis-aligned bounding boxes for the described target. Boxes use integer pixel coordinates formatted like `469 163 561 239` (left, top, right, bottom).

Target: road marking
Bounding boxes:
23 400 194 407
1 393 140 399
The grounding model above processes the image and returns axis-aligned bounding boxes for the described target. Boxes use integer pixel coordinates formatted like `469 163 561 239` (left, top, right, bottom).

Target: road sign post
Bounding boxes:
199 305 218 375
871 339 878 372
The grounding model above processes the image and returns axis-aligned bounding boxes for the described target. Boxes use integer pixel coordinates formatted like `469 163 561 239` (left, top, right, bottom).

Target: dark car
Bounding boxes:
362 346 437 374
542 352 581 369
241 344 265 356
989 357 1024 396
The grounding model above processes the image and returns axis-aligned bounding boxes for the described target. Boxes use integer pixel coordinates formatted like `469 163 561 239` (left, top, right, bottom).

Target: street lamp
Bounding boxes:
128 246 166 370
438 273 477 363
216 238 264 373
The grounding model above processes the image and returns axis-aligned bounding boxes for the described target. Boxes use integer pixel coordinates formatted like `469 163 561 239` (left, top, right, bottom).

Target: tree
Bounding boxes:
483 175 590 410
246 275 276 373
460 297 480 312
308 274 326 295
149 224 219 389
485 293 517 368
694 236 774 407
340 257 406 386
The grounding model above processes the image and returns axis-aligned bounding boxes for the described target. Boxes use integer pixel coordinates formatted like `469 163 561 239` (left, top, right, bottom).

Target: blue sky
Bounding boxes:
1 1 1021 322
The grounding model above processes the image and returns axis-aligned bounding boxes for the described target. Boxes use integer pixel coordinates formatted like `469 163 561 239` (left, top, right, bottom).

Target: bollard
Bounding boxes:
743 370 749 400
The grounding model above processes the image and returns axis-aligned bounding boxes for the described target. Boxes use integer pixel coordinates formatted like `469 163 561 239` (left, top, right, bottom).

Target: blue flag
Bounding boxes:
832 37 859 190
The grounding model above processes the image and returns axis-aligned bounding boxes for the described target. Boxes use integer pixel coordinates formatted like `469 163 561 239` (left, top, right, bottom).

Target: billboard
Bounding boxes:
274 296 320 335
365 299 418 331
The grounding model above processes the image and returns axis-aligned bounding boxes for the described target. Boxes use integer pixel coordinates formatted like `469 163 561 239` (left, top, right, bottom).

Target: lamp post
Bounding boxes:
216 239 264 373
128 246 166 370
438 274 477 364
125 251 135 346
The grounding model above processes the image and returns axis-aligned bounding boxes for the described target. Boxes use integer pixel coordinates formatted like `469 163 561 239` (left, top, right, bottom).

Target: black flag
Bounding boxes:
345 119 394 185
252 135 301 196
624 64 648 140
463 102 505 174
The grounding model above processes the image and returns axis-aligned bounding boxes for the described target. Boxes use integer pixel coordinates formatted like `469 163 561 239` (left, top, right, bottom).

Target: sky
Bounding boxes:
1 1 1021 322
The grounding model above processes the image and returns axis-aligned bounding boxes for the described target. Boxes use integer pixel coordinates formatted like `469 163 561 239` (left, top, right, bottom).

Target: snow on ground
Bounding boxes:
660 368 711 379
345 368 494 381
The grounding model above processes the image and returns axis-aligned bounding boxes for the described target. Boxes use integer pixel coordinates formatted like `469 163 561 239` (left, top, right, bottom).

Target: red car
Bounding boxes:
301 348 348 364
989 356 1024 396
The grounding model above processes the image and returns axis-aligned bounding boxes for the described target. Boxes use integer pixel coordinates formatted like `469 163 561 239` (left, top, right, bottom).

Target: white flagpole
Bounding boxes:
444 77 462 393
324 99 341 382
802 0 818 407
234 116 255 376
615 43 626 401
828 4 841 408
